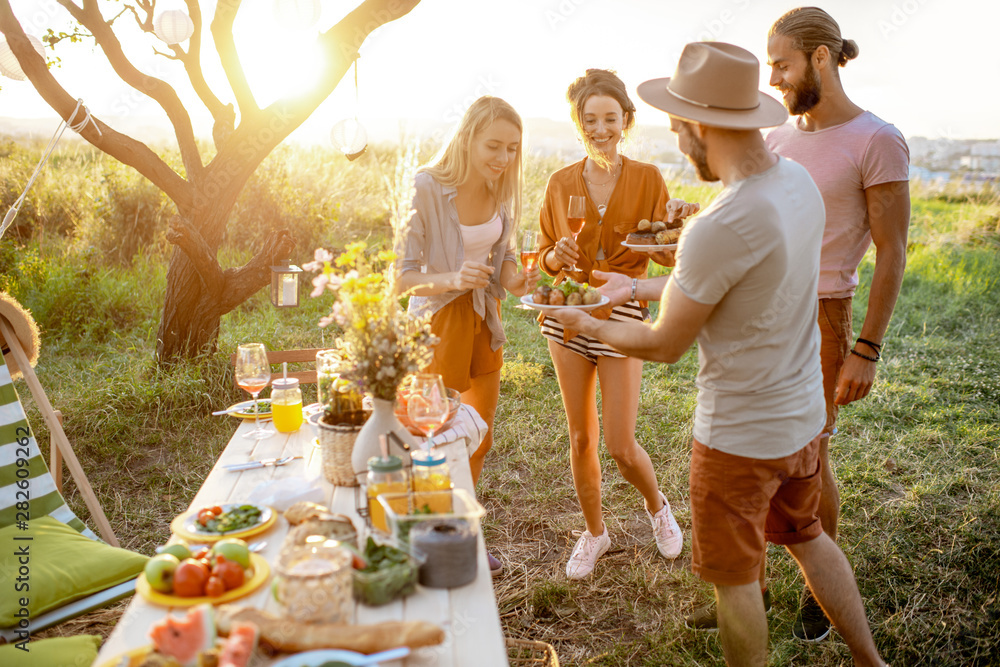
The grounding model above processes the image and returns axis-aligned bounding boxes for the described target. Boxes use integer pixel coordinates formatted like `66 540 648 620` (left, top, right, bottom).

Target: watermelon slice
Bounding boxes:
148 604 217 666
217 621 258 667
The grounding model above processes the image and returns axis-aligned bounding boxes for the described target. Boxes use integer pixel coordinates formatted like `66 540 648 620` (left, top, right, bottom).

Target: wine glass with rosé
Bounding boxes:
235 342 274 440
407 374 450 451
565 196 586 272
517 230 540 309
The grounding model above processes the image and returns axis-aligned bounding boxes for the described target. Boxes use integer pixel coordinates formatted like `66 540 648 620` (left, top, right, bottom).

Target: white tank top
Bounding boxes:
460 212 502 265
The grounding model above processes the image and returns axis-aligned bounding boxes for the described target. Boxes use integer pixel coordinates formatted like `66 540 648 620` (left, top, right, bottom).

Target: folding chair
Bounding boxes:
0 306 147 641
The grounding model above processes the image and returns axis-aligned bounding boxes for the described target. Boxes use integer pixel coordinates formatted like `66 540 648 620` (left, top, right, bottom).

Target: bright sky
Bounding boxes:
1 0 997 143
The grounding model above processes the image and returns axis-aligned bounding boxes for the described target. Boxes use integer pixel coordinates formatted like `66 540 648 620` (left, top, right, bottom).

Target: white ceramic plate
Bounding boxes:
621 241 678 251
270 649 372 667
227 398 273 419
519 294 610 312
180 503 273 536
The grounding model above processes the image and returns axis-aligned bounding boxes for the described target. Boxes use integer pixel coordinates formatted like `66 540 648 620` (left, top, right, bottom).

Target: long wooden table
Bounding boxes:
93 406 508 666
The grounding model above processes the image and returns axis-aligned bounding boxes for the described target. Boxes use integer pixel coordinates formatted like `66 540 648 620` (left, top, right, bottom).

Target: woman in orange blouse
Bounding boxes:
538 69 698 580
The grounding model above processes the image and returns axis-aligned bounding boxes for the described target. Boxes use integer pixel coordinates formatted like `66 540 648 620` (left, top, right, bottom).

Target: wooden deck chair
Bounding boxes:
0 313 147 641
231 347 325 386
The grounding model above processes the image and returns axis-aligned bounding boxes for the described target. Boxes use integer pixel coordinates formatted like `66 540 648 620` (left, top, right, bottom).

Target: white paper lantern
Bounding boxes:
330 119 368 160
273 0 322 30
154 10 194 45
0 34 45 81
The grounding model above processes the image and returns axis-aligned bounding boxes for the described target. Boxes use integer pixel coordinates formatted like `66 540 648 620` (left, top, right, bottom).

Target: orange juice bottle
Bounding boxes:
365 455 408 532
271 378 303 433
411 449 452 514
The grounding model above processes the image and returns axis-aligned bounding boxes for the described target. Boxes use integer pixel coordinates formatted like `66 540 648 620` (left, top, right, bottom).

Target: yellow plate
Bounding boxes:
228 398 273 419
136 553 270 607
170 503 277 543
97 641 227 667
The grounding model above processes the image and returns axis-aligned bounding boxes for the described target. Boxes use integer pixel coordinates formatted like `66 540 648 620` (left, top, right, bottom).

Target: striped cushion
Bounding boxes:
0 353 94 539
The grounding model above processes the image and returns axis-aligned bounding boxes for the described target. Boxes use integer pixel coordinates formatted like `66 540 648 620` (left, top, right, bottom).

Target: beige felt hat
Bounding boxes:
0 292 40 380
637 42 788 130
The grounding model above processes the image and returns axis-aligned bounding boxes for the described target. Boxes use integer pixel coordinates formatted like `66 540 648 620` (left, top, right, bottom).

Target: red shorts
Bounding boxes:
689 436 824 586
818 297 853 436
424 292 503 393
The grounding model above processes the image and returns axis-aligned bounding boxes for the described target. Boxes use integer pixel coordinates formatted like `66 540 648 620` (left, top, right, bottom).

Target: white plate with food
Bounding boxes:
621 241 678 251
227 398 273 420
171 503 276 542
519 294 610 312
271 647 409 666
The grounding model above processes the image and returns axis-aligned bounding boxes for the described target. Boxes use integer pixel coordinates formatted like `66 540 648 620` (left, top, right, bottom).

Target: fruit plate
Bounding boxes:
519 294 610 312
621 240 677 251
136 553 270 607
227 398 273 420
270 649 378 667
171 503 276 542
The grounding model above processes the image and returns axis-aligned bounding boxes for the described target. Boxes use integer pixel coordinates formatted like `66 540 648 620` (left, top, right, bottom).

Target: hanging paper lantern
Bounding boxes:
154 10 194 45
0 34 45 81
273 0 322 30
331 119 368 161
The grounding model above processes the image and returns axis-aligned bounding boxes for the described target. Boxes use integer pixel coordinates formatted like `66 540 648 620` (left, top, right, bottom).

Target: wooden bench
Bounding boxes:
230 348 325 386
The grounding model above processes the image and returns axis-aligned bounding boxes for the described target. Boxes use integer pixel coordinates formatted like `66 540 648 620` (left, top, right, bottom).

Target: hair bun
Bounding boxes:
840 38 859 63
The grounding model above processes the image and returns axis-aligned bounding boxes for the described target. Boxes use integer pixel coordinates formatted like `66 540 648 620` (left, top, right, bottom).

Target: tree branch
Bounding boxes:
219 229 297 311
166 214 225 291
0 2 193 211
210 0 260 121
53 0 205 180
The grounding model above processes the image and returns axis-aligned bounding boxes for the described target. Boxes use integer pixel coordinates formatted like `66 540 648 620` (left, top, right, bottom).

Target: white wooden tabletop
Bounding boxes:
93 406 508 666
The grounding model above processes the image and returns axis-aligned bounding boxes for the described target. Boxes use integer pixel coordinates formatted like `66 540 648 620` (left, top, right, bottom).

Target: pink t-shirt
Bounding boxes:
766 111 909 298
459 212 502 265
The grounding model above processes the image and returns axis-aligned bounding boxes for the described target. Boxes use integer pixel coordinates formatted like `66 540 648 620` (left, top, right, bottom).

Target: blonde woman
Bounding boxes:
396 96 538 576
538 69 697 579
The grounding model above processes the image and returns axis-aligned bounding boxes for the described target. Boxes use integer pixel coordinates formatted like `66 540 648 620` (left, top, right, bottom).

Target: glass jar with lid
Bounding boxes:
366 454 408 532
411 449 452 514
270 377 303 433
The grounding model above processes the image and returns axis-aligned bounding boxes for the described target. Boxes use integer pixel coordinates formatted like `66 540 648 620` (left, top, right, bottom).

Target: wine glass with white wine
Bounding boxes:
235 342 274 440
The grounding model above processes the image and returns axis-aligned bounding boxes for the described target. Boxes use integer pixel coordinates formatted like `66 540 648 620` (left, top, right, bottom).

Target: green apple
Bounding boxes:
159 542 192 561
211 538 251 569
144 553 180 593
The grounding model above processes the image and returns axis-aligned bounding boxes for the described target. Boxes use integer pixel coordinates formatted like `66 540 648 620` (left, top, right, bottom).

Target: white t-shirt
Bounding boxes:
766 111 910 298
459 212 502 266
670 158 826 459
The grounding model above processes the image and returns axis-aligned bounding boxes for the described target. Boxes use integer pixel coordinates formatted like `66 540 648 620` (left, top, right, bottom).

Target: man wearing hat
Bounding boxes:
550 42 886 666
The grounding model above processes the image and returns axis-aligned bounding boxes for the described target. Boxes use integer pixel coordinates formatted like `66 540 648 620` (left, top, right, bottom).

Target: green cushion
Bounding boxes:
0 516 148 627
0 634 101 666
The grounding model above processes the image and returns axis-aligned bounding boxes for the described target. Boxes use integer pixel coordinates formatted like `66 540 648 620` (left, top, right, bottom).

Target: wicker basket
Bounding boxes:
316 419 361 487
506 637 559 667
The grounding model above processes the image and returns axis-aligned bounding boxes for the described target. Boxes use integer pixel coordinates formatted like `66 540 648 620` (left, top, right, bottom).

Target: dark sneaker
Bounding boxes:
685 588 772 631
793 588 832 642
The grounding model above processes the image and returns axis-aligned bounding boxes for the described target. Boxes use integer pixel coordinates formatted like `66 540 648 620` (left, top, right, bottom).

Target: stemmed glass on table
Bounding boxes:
565 196 586 272
235 342 274 440
407 373 450 451
516 230 540 309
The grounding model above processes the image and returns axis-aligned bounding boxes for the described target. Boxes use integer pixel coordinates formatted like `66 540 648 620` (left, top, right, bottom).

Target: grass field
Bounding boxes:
3 140 999 665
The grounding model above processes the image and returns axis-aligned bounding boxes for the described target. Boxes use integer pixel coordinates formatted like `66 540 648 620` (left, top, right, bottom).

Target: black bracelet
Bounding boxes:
856 337 883 352
850 348 879 362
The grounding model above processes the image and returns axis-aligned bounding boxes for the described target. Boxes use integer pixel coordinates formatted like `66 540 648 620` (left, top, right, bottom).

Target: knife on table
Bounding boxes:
222 456 302 472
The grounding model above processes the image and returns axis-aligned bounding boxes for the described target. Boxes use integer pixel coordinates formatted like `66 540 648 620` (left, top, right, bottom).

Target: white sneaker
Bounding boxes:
647 491 683 559
565 528 611 580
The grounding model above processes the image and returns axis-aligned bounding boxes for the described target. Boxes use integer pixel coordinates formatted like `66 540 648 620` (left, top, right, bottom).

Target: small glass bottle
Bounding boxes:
271 377 303 433
366 455 408 532
411 449 452 514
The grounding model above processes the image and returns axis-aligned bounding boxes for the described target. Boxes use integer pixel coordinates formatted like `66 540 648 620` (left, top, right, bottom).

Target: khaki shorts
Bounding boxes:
424 292 503 393
689 436 824 586
818 297 853 436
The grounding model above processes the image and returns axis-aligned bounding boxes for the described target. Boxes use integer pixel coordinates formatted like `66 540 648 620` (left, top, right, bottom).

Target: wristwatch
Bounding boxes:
630 278 638 301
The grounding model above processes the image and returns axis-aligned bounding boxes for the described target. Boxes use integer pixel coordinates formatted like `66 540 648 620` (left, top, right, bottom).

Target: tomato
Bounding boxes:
173 559 210 597
192 548 211 561
204 575 226 598
209 505 224 515
213 555 246 590
197 508 216 526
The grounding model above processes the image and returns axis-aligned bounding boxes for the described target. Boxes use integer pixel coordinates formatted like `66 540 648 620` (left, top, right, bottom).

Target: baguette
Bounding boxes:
215 605 445 654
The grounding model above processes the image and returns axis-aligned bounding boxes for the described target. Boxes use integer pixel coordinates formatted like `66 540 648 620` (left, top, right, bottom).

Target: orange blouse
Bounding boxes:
538 156 671 287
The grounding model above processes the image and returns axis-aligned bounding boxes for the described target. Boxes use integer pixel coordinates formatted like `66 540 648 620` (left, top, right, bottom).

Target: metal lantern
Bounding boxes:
273 0 322 30
0 34 45 81
330 118 368 161
154 10 194 45
270 259 303 308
